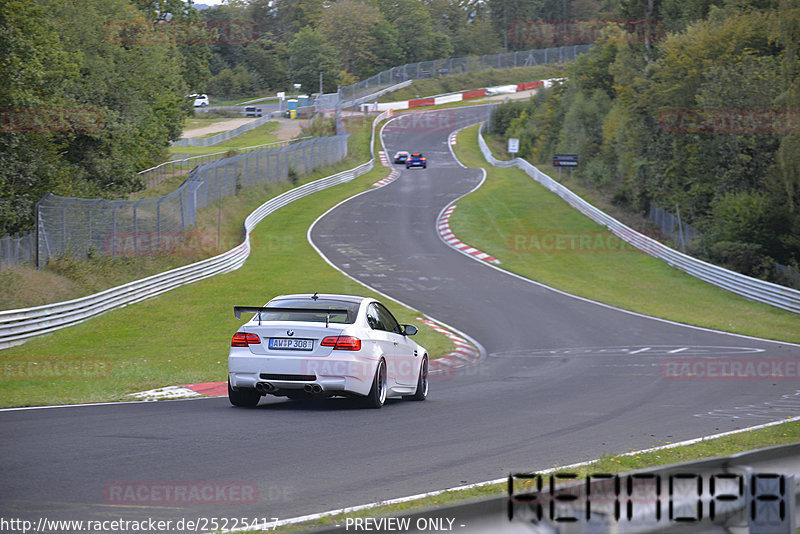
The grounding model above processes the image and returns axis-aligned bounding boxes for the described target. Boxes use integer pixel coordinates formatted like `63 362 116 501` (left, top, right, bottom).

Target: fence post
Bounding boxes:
244 150 249 189
88 198 102 255
111 200 124 259
179 183 186 230
132 197 144 255
34 195 44 268
675 203 686 253
156 196 163 252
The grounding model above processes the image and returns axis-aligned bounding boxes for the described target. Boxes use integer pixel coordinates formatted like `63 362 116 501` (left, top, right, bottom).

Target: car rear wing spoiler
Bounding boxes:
234 306 351 327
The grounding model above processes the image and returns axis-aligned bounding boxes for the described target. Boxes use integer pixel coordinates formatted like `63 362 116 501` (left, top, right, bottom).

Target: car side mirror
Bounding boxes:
402 324 418 336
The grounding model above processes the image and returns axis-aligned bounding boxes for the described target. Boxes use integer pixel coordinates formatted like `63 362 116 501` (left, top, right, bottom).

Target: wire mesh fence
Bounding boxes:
648 205 701 250
649 205 800 289
138 137 313 190
336 45 592 106
29 134 349 267
0 232 35 270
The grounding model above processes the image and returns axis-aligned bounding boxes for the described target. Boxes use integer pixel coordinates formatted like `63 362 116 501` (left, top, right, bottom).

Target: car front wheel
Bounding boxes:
363 359 387 408
228 380 261 407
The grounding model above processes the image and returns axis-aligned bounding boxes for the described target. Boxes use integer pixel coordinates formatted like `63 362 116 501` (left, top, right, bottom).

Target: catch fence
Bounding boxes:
336 45 592 107
33 135 349 266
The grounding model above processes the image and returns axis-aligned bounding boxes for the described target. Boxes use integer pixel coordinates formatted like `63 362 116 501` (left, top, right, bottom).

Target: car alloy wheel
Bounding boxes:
364 359 387 408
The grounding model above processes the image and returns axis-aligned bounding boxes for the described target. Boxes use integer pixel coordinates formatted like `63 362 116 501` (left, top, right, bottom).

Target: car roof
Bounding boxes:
268 293 371 305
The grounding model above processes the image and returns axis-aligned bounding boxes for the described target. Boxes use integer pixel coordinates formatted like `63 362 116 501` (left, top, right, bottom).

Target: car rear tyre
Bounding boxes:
363 359 387 408
404 356 428 401
228 380 261 407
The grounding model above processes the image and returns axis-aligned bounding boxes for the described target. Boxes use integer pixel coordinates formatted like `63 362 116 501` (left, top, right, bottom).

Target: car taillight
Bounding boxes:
321 336 361 351
231 332 260 347
421 157 426 161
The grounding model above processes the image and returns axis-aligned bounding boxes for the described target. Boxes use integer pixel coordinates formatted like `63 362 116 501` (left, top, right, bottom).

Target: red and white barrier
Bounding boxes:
362 79 563 113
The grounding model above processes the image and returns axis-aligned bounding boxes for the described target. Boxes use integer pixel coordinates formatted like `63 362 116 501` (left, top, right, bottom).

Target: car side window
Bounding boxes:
366 303 383 330
376 303 402 335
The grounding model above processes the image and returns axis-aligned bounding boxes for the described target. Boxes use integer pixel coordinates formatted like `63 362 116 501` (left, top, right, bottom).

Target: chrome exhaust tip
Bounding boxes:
255 382 274 393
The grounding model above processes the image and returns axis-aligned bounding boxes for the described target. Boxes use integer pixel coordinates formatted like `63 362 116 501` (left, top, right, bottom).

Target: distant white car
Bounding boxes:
189 93 209 107
228 293 429 408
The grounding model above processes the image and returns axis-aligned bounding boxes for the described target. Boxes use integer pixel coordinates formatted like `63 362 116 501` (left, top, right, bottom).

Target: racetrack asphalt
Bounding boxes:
1 105 799 530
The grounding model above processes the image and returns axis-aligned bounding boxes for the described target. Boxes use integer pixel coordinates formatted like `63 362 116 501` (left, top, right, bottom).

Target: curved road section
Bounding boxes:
1 106 798 531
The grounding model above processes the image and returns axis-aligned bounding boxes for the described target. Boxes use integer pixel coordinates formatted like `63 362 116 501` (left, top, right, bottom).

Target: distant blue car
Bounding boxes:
406 153 427 169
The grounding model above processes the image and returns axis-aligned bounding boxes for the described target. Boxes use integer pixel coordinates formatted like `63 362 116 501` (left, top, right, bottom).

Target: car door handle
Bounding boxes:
393 341 398 346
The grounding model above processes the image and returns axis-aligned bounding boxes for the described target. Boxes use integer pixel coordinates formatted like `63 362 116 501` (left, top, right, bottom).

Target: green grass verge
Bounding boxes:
258 420 799 532
379 65 564 102
450 124 800 343
167 121 283 157
0 119 453 407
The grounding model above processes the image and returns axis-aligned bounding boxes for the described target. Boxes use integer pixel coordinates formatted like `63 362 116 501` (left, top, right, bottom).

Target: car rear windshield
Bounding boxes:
261 299 360 324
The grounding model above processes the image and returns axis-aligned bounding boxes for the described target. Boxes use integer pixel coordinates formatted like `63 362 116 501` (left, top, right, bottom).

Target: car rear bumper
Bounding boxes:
229 353 377 396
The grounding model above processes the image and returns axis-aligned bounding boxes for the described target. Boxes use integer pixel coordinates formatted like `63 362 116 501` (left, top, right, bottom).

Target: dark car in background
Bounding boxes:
406 153 427 169
393 151 410 164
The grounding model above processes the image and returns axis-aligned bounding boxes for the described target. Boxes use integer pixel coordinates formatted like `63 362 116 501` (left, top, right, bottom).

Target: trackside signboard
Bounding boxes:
553 154 578 166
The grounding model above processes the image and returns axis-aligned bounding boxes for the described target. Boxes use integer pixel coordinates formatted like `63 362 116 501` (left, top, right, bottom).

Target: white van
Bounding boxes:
188 93 209 108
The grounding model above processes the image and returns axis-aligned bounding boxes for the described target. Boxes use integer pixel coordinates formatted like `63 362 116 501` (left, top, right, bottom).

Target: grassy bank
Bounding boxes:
449 124 800 343
0 117 455 407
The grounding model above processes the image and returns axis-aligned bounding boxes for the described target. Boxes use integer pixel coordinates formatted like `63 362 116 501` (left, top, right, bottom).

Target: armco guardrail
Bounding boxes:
477 124 800 315
0 111 389 350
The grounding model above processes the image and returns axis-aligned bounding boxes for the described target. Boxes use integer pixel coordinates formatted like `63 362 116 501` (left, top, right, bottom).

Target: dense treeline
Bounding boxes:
1 0 190 235
2 0 572 235
490 0 800 281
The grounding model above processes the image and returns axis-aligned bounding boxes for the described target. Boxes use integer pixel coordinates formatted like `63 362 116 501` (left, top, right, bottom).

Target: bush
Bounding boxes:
708 241 775 279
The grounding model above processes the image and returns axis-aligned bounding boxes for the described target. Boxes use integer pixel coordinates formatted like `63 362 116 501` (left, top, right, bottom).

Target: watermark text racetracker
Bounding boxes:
661 357 800 381
509 19 664 45
659 109 800 134
0 516 279 533
104 19 258 45
388 110 458 132
104 481 295 505
103 231 294 257
1 359 111 380
510 232 639 253
0 108 104 133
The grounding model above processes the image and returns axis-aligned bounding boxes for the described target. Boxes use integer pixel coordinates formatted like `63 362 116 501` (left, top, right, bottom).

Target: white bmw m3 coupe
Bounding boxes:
228 293 428 408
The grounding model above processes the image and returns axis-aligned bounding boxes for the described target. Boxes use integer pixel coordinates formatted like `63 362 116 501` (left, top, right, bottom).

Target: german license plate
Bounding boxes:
268 338 314 351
